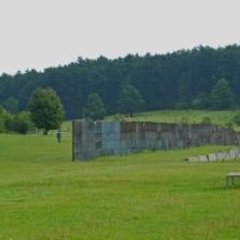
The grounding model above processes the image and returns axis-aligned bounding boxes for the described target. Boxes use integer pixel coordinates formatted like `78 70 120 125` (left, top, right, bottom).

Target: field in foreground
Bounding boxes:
1 133 240 239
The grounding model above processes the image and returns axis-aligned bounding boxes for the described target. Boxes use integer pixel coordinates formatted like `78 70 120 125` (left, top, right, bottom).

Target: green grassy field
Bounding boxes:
1 129 240 239
133 110 235 125
107 109 240 131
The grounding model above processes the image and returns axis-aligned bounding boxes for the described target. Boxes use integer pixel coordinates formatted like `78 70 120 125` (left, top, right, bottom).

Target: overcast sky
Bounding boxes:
0 0 239 74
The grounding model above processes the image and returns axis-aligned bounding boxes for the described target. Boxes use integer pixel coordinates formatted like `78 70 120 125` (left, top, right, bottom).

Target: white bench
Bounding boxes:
226 172 240 187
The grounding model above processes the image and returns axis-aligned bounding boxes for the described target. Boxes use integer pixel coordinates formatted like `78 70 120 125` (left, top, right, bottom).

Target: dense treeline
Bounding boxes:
1 45 240 119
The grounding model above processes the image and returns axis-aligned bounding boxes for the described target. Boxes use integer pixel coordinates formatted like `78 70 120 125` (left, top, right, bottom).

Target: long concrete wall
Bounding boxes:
72 120 239 160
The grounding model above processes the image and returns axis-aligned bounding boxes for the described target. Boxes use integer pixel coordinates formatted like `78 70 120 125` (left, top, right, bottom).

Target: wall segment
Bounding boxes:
72 120 239 160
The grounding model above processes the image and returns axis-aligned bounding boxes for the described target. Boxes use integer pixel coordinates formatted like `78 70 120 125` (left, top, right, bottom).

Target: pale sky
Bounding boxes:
0 0 239 74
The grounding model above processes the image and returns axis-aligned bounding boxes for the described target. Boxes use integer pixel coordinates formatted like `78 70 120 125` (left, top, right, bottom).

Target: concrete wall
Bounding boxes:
188 148 240 162
72 120 239 160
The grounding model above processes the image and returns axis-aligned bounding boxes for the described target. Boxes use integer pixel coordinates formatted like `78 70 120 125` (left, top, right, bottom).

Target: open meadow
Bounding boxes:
132 110 236 125
108 110 240 131
1 110 240 239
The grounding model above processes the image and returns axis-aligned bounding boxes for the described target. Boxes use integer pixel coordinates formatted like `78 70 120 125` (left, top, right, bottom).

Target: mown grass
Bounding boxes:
1 131 240 239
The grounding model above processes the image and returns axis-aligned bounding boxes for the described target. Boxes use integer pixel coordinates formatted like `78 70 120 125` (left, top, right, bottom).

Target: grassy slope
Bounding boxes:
133 110 235 125
1 129 240 239
107 109 239 130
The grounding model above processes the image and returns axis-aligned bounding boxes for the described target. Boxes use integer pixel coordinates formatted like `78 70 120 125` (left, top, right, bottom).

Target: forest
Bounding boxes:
0 44 240 119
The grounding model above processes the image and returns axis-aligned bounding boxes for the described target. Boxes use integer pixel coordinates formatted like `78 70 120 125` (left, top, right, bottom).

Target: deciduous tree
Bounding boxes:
29 87 64 134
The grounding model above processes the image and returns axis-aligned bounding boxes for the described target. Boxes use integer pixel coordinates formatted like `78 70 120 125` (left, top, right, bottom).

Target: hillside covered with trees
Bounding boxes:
0 45 240 119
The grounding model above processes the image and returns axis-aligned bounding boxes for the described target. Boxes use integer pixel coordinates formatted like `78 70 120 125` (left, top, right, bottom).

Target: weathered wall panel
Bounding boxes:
72 120 239 160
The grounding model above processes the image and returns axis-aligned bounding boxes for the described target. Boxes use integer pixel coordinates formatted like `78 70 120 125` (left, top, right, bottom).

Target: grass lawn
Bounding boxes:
1 131 240 239
107 109 240 131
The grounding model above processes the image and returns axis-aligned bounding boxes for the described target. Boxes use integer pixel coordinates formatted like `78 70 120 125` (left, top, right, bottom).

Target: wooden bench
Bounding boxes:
226 172 240 187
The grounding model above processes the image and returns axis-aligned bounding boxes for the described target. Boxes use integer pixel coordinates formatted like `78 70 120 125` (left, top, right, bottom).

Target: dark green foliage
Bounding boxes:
0 45 240 118
29 88 64 134
83 93 106 121
6 111 35 134
0 107 34 134
175 101 190 109
210 78 235 110
176 73 192 109
2 96 19 113
192 91 210 109
0 106 8 132
118 85 145 117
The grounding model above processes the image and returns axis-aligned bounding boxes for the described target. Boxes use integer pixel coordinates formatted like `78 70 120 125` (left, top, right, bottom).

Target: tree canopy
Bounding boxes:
29 87 64 134
83 93 106 121
0 45 240 118
118 85 145 117
210 78 235 110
